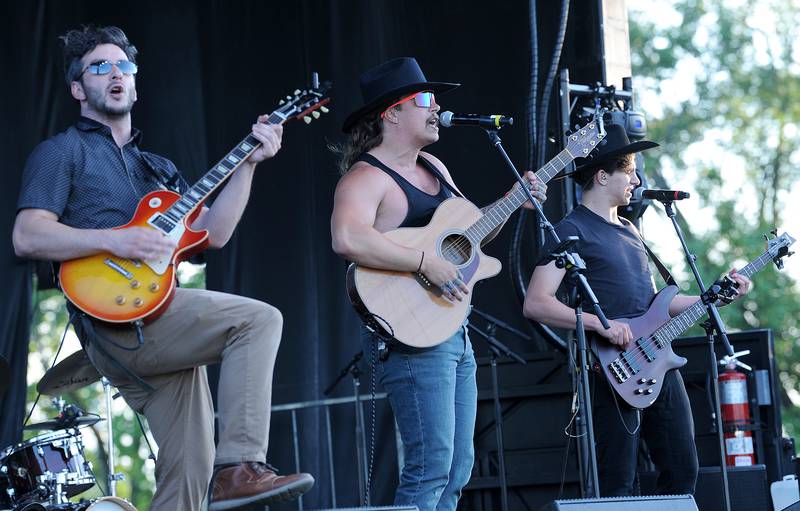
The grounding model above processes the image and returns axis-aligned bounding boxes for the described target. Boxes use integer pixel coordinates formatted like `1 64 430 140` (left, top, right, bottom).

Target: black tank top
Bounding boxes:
356 153 459 228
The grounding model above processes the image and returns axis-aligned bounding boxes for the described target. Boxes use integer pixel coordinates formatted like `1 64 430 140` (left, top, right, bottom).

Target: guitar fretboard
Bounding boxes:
464 148 576 244
160 111 286 226
651 248 775 346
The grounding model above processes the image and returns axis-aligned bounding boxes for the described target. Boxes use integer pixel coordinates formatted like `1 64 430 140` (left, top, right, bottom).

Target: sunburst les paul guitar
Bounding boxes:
59 77 332 323
595 231 794 409
347 118 606 348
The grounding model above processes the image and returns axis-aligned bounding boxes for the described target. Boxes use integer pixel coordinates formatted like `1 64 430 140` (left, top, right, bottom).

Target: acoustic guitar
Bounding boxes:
347 118 606 348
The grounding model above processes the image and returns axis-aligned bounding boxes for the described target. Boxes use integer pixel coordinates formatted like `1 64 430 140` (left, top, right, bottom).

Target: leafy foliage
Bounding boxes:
629 1 800 438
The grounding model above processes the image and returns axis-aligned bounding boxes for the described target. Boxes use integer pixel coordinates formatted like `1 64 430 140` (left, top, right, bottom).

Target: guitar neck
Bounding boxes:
653 249 773 345
162 111 286 223
463 148 574 245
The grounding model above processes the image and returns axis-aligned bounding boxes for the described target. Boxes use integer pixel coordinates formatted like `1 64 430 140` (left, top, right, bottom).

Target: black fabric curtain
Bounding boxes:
0 0 600 507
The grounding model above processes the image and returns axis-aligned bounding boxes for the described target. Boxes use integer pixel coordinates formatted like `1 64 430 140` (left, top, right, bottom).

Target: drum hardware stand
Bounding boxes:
102 377 124 496
467 309 528 511
483 126 610 498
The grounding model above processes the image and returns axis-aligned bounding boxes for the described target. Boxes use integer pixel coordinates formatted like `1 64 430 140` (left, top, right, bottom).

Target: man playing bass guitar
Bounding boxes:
523 123 752 497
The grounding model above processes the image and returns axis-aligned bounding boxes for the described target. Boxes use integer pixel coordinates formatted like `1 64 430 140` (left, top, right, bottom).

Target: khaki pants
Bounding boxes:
83 288 283 511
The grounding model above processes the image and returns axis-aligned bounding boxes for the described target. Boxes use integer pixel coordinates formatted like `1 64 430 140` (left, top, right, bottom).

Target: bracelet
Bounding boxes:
416 251 425 273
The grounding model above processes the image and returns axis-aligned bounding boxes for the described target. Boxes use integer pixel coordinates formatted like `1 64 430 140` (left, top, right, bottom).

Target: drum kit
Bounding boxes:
0 352 138 511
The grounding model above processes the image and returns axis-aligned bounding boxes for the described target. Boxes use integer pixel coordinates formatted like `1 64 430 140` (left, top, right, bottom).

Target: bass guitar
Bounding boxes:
347 118 606 348
595 231 795 408
59 76 332 323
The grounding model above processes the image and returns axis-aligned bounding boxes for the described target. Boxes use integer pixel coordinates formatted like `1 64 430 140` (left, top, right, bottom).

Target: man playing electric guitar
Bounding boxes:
12 25 313 511
330 57 546 511
522 123 752 497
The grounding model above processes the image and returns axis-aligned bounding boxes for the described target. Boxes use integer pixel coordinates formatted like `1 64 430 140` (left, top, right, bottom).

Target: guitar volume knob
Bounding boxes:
115 296 126 305
649 378 657 385
130 280 140 289
149 283 160 292
133 298 143 308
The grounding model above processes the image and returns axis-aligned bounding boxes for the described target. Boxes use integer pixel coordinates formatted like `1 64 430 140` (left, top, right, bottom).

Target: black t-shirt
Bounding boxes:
538 205 656 320
17 116 188 230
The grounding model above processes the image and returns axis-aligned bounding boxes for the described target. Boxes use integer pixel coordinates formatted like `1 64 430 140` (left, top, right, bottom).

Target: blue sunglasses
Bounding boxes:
81 60 138 77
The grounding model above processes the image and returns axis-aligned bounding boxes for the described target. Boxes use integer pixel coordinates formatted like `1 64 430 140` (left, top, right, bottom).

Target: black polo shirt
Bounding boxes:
538 205 657 320
17 116 188 230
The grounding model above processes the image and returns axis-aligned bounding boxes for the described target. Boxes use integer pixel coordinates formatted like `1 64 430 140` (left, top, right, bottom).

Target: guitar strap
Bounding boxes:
637 233 677 287
417 156 464 198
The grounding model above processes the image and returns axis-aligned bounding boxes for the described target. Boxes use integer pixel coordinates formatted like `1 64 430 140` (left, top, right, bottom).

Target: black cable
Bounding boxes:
135 412 157 462
536 0 571 170
23 320 70 427
508 0 572 353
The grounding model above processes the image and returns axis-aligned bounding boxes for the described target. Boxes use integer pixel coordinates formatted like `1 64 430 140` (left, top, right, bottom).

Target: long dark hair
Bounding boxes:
330 112 385 174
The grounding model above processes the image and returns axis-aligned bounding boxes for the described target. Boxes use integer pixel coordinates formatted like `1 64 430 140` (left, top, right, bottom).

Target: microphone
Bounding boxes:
439 111 513 129
633 188 690 202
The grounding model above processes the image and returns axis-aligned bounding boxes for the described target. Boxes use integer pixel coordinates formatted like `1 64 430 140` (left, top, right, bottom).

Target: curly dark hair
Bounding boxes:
329 112 385 174
60 25 138 85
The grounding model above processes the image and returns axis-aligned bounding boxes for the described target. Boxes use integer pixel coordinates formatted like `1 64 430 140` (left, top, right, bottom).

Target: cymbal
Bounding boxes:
37 350 101 395
0 355 9 397
23 416 103 431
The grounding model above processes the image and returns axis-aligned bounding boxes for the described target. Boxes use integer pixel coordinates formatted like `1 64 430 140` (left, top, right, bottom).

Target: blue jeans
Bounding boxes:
363 324 477 511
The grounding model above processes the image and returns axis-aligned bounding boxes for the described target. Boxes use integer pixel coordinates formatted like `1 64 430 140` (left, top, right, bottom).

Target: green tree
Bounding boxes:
629 0 800 438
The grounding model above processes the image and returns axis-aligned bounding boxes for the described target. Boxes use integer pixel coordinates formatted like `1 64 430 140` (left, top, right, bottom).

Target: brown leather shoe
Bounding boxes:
208 462 314 510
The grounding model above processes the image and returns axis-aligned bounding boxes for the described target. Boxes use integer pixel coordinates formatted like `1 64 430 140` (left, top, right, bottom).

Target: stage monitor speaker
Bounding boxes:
537 494 697 510
640 465 769 511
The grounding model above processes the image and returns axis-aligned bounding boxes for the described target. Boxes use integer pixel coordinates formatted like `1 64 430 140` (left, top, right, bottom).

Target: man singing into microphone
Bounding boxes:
523 124 752 496
330 57 546 510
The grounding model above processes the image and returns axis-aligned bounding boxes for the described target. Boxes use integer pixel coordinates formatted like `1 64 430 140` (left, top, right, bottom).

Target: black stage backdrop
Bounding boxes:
0 0 604 507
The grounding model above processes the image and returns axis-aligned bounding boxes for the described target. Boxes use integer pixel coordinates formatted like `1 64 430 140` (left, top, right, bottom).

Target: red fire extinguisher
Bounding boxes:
719 350 755 467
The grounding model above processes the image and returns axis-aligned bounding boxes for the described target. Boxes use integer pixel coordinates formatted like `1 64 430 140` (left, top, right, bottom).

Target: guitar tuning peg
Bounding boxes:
294 89 301 95
303 116 312 124
286 95 292 100
320 106 330 114
278 100 285 105
311 111 320 119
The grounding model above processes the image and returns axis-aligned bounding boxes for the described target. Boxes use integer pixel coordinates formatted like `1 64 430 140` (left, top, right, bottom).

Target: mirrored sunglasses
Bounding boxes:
381 91 435 118
82 60 139 76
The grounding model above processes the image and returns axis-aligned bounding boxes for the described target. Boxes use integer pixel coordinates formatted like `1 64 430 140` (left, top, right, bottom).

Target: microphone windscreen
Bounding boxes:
633 187 645 201
439 111 454 128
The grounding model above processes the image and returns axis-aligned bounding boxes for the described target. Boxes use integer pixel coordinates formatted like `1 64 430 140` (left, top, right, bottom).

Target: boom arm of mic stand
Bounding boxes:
467 323 527 365
324 351 363 396
482 128 611 331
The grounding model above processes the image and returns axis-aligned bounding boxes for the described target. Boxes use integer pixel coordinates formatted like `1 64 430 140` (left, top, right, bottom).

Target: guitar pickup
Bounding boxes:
104 258 133 280
636 338 656 362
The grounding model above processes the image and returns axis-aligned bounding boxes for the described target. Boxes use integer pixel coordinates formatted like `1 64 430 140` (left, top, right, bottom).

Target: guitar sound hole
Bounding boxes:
440 234 472 265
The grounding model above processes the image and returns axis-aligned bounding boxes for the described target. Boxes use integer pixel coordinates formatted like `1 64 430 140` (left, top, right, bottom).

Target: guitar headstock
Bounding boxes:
273 72 332 125
765 230 796 269
564 115 606 159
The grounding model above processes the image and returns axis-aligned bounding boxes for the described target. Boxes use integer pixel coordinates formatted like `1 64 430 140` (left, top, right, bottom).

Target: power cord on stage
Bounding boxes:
362 312 394 507
135 412 157 463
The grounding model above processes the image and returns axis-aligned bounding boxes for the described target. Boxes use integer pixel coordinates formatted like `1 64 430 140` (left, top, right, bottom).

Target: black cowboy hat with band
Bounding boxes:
565 123 659 183
342 57 460 133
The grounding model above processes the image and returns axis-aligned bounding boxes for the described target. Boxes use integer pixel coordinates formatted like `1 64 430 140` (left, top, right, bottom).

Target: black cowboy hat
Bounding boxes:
342 57 460 133
565 123 659 181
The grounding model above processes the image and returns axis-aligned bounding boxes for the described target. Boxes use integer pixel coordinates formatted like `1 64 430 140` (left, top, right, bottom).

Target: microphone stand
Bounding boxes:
324 351 369 501
483 128 610 498
660 199 733 511
468 309 528 511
